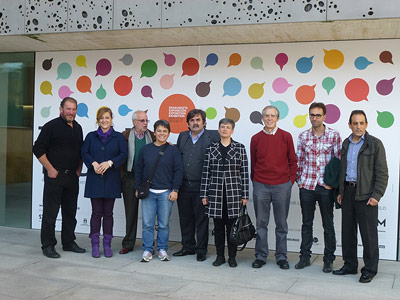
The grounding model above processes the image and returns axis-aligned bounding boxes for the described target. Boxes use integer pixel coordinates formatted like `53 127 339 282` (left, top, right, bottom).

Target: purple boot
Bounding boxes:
89 233 100 258
103 234 113 258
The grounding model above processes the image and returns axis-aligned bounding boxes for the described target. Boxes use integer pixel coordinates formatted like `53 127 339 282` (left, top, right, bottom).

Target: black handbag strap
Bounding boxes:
148 143 169 183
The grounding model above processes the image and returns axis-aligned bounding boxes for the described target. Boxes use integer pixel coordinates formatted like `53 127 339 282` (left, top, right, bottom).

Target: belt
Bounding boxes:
345 181 357 187
57 169 73 175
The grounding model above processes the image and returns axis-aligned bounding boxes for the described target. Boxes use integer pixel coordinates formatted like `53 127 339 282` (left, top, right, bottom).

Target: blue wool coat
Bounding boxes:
82 129 128 199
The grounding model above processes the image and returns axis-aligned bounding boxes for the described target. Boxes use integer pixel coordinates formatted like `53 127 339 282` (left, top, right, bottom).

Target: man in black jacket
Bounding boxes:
333 110 388 283
173 109 219 261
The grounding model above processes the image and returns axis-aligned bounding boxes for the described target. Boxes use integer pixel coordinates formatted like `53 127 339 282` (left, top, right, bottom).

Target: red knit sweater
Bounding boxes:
250 128 297 185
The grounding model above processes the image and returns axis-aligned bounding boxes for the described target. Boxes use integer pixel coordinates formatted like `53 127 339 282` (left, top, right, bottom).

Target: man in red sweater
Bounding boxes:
250 106 297 269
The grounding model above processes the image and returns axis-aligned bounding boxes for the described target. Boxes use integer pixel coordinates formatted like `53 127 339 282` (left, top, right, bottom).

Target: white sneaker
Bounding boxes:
158 249 170 261
141 250 153 262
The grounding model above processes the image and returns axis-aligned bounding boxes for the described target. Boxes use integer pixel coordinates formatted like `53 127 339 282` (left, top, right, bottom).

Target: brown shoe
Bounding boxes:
119 247 133 254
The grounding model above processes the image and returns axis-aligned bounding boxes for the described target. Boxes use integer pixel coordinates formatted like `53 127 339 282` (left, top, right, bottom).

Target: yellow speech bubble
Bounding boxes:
40 81 53 96
323 49 344 69
76 55 87 68
293 114 308 128
248 82 265 99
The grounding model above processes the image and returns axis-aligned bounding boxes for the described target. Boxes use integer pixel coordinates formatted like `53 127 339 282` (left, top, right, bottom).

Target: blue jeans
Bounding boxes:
141 190 174 252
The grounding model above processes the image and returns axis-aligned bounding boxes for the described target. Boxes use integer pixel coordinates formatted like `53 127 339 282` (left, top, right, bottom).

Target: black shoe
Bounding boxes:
332 265 358 275
277 260 290 269
173 249 196 256
252 259 266 268
359 273 373 283
197 253 206 261
295 258 310 269
42 246 60 258
228 257 237 268
323 261 333 273
63 242 86 253
212 256 226 267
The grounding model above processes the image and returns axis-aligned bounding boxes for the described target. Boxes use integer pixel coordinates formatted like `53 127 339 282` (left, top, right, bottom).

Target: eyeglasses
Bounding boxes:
136 119 149 123
309 114 323 119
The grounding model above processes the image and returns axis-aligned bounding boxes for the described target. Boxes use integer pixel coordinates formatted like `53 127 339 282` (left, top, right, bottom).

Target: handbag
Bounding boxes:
137 143 169 199
230 204 257 251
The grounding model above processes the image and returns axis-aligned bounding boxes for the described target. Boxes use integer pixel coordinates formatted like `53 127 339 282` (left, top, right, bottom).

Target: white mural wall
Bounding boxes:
33 39 399 259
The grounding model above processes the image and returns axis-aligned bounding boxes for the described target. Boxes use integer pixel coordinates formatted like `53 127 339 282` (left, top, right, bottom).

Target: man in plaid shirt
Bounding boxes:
295 102 341 273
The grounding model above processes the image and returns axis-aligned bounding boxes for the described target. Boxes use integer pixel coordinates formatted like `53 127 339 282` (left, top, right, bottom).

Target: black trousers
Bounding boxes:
341 185 379 276
121 175 139 249
177 189 209 254
41 173 79 248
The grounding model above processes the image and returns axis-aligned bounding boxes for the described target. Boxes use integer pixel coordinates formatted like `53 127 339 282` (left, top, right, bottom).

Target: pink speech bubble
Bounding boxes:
58 85 74 99
376 78 395 96
272 77 292 94
345 78 369 102
275 53 288 70
141 85 153 99
95 58 112 77
163 53 176 66
160 74 174 90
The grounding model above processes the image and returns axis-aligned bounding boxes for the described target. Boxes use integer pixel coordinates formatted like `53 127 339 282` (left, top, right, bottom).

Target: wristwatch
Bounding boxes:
107 160 113 167
172 189 179 193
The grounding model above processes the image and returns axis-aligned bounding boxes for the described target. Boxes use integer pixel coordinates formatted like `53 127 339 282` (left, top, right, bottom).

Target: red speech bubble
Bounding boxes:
159 94 195 133
295 84 316 105
76 76 92 93
114 75 133 96
345 78 369 102
181 58 200 77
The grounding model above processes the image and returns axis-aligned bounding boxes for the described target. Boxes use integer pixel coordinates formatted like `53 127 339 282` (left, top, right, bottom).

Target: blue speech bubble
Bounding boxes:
270 100 289 120
77 103 89 118
57 62 72 80
296 56 314 74
354 56 373 70
118 104 132 116
223 77 242 97
205 53 218 67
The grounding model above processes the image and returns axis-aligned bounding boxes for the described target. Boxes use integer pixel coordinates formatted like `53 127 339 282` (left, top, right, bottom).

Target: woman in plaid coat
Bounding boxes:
201 118 249 268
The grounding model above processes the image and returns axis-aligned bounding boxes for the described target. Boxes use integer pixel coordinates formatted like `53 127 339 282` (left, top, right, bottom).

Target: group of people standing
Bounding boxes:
33 97 388 284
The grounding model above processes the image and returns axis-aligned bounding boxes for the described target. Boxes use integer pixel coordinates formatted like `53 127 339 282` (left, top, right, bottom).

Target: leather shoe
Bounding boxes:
332 265 358 275
323 261 333 273
197 253 206 261
212 256 226 266
359 273 373 283
119 247 133 254
277 260 290 269
295 258 310 269
252 259 266 268
173 249 195 256
42 245 60 258
63 242 86 253
228 257 237 268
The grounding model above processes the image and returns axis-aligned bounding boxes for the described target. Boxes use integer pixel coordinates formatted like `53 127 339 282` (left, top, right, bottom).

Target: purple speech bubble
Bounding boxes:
325 104 341 124
141 85 153 99
58 85 74 99
163 53 176 66
95 58 112 77
376 78 395 96
275 53 288 71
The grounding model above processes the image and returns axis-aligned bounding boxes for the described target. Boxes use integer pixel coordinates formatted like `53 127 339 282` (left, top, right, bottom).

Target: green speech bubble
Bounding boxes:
141 59 158 78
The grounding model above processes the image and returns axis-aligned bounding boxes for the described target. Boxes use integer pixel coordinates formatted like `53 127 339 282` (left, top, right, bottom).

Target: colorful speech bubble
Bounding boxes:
379 51 393 64
354 56 373 70
322 77 336 95
42 58 53 71
223 77 242 97
41 106 51 118
163 53 176 66
345 78 369 102
206 107 217 120
205 53 218 67
296 56 313 74
270 100 289 120
196 81 211 97
160 74 174 90
225 107 240 122
158 94 195 133
323 49 344 69
248 82 265 99
119 54 133 66
377 111 394 128
76 76 92 93
57 62 72 80
141 85 153 99
118 104 133 116
272 77 292 94
295 84 316 105
96 84 106 100
325 104 341 124
275 53 288 71
76 55 87 68
40 81 53 96
114 75 133 96
376 78 395 96
182 57 200 76
294 114 308 128
141 59 158 78
58 85 73 99
95 58 112 77
250 111 262 125
77 103 89 118
228 53 241 67
250 57 264 70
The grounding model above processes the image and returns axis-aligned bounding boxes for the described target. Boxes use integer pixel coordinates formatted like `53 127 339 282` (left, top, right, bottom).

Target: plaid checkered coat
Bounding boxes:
200 140 249 219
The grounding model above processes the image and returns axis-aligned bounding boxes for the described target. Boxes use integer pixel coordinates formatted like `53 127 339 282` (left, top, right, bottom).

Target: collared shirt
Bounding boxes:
345 134 365 182
296 126 341 190
134 129 145 140
263 126 278 135
190 128 205 144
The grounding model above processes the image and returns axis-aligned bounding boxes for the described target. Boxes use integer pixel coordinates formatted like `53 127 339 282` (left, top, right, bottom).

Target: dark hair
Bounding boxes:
349 110 368 124
96 106 113 124
60 97 77 108
309 102 326 115
153 119 171 132
219 118 235 129
186 109 206 123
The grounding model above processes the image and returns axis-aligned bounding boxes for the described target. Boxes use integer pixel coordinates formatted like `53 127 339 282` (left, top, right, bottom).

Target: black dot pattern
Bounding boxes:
0 1 25 35
25 0 68 33
68 0 113 31
114 0 161 29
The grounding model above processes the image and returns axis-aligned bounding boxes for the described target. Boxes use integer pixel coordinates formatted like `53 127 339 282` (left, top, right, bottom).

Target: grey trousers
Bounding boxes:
253 180 292 262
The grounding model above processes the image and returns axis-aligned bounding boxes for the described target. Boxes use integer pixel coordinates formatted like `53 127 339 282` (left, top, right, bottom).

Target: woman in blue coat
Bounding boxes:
82 107 128 258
